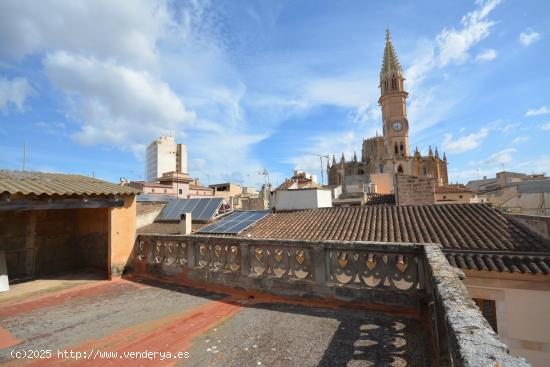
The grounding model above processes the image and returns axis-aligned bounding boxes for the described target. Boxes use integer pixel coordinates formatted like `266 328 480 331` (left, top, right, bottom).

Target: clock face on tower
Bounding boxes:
392 121 403 131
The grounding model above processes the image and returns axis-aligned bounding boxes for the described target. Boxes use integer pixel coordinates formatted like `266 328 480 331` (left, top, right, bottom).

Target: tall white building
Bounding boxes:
146 136 188 182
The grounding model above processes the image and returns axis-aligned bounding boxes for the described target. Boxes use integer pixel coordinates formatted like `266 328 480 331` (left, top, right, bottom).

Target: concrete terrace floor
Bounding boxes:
0 276 431 366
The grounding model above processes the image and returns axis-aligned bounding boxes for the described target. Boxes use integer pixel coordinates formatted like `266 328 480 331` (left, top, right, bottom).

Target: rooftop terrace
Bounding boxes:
0 277 429 366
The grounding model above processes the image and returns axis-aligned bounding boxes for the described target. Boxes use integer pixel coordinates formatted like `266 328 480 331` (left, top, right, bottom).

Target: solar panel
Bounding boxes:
156 198 225 222
197 210 270 234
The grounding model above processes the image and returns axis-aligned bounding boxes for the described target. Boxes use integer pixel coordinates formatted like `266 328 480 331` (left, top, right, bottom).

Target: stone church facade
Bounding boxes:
328 30 448 187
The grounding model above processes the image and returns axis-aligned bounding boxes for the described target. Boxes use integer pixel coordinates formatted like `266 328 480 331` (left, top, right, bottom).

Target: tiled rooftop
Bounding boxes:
241 204 547 251
0 170 139 197
238 204 550 274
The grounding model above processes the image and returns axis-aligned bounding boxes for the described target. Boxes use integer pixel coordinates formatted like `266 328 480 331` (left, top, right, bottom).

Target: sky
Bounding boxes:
0 0 549 187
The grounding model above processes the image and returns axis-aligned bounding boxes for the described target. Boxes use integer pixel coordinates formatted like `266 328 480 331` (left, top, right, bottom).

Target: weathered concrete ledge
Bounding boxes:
424 245 530 367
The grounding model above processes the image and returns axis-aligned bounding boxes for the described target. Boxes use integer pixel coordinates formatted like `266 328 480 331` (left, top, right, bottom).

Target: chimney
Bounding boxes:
179 212 192 235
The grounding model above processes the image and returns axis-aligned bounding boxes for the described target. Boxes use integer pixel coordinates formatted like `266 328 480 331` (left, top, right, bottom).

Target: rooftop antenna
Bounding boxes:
258 169 270 186
22 139 27 171
305 153 329 185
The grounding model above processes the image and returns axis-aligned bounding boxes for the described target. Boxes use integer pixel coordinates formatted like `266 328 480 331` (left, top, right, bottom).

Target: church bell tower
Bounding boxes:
379 29 410 159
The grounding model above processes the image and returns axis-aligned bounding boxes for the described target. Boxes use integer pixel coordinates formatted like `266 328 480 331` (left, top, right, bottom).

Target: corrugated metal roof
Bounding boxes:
0 170 139 196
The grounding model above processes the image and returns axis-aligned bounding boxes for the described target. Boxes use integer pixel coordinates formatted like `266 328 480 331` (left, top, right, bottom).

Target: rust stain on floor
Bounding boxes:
0 279 149 319
0 325 21 350
24 297 243 367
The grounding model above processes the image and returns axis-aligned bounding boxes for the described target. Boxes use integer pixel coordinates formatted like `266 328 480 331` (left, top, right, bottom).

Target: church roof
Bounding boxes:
380 29 403 80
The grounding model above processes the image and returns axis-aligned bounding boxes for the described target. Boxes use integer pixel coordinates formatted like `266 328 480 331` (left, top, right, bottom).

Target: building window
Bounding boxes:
152 188 155 193
400 142 404 152
459 195 463 198
179 189 183 195
164 189 167 193
379 163 384 173
473 298 498 333
394 143 398 154
397 165 403 174
443 195 446 199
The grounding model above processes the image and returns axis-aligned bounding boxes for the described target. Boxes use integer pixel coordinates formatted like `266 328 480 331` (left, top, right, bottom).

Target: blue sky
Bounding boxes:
0 0 549 187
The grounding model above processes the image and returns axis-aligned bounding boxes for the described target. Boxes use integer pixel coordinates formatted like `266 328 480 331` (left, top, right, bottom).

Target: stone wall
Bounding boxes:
395 174 436 205
0 208 109 279
505 213 550 240
136 202 164 229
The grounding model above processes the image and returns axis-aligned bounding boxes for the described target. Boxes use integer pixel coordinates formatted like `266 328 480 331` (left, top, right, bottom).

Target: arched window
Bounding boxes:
400 142 404 153
397 165 404 174
394 143 398 154
379 163 384 173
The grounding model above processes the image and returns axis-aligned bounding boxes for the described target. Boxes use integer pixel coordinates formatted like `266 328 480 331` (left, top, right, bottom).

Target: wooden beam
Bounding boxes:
0 198 124 211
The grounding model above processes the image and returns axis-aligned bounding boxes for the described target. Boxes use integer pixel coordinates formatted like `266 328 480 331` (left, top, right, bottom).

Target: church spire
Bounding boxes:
380 29 403 81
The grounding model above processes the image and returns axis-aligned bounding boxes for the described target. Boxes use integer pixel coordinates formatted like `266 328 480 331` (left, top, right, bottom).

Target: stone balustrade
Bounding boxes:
134 235 427 308
130 234 530 367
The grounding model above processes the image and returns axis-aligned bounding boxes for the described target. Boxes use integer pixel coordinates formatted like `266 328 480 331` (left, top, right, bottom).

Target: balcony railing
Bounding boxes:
130 234 529 367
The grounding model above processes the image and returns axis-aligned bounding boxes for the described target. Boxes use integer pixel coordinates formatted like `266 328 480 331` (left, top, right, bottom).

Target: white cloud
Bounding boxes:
0 0 173 68
541 122 550 131
516 155 550 175
402 0 501 132
483 148 516 165
286 130 365 181
519 29 541 46
475 48 497 62
525 105 550 117
442 127 490 153
496 121 521 134
512 136 529 145
436 0 501 67
0 75 33 112
406 0 501 89
44 51 194 148
302 76 376 108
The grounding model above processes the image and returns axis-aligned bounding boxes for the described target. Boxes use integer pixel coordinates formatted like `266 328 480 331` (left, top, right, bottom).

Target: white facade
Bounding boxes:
146 136 188 182
271 188 332 211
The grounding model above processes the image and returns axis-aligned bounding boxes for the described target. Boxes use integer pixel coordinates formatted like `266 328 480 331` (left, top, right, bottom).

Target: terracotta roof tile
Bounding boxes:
235 204 550 274
0 170 139 196
240 204 549 253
